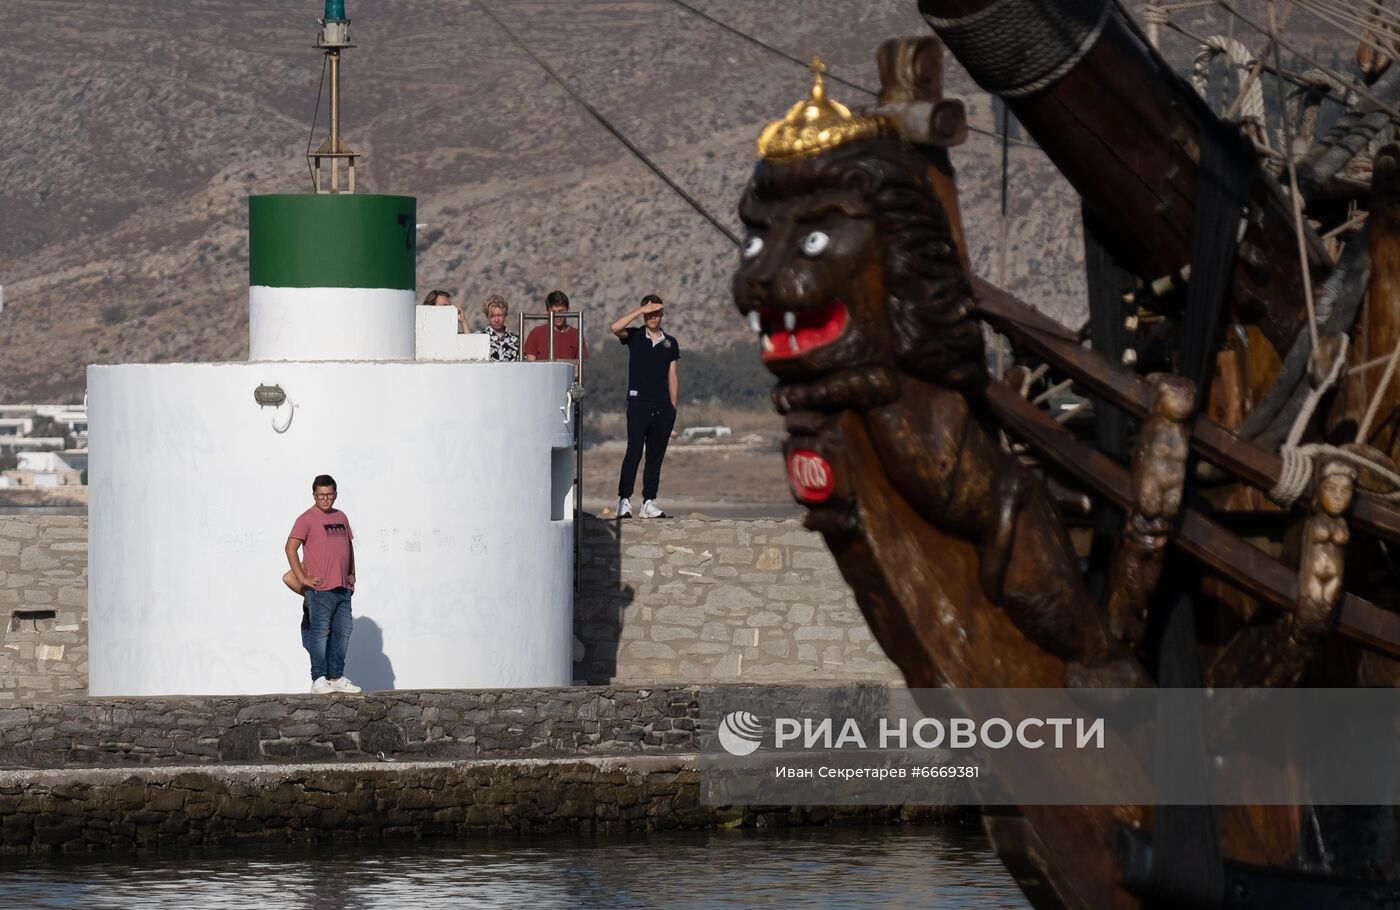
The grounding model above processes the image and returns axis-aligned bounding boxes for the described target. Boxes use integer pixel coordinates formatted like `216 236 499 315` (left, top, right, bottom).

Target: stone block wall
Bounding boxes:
0 517 87 700
575 517 899 684
0 682 891 769
0 684 719 768
0 515 898 700
0 759 944 854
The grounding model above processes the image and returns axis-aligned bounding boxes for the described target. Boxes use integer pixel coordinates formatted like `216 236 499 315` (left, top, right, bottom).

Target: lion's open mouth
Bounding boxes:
751 300 848 362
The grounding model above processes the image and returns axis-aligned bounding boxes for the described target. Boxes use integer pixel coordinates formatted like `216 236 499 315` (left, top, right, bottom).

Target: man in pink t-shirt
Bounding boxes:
285 474 360 694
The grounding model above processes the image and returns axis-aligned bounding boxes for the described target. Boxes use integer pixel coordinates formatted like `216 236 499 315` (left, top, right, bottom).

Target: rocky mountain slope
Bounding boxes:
0 0 1343 400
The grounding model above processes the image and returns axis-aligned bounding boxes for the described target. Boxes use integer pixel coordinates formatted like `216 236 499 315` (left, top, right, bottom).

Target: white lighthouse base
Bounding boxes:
86 361 577 696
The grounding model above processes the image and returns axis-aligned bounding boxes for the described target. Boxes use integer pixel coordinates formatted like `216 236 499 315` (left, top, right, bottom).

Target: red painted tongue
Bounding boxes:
762 301 847 361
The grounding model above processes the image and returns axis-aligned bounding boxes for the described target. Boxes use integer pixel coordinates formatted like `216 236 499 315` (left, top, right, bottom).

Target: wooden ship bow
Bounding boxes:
733 2 1400 906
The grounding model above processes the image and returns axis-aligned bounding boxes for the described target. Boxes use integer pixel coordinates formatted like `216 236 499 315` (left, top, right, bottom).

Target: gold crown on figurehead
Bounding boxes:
757 57 886 162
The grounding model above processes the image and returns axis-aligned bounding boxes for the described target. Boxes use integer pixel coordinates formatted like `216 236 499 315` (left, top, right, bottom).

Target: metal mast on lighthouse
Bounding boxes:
309 0 359 193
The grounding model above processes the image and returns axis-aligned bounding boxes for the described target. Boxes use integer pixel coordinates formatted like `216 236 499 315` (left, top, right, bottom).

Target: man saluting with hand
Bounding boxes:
611 294 680 520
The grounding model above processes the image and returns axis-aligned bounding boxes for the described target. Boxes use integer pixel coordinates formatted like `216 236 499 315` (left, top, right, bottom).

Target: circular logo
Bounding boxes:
787 450 834 503
717 710 765 756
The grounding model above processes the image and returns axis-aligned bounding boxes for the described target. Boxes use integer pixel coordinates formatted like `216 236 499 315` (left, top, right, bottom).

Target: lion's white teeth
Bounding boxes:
762 335 774 352
747 312 761 334
788 334 799 352
784 311 796 331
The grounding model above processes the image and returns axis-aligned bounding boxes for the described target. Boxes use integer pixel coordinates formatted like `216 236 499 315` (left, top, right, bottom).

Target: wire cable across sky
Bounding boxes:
474 0 742 247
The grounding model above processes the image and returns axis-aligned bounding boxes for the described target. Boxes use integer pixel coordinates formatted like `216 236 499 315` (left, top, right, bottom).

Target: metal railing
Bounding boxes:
519 311 586 591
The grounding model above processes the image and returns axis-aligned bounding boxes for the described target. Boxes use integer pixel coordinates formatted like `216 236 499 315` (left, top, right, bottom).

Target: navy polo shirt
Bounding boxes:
620 327 680 403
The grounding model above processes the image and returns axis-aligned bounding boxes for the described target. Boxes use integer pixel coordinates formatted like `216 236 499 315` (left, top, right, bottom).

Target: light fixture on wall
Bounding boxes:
253 384 295 433
253 384 286 407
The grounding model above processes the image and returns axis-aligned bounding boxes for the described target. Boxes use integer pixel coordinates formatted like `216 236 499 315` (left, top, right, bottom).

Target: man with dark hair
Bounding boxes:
285 474 360 694
524 289 589 371
610 294 680 519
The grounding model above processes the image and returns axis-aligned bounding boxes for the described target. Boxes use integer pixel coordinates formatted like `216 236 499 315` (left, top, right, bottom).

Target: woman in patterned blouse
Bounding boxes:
477 295 521 362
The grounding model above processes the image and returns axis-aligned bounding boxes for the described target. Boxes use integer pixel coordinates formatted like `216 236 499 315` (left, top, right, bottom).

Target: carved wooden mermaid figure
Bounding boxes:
733 65 1138 685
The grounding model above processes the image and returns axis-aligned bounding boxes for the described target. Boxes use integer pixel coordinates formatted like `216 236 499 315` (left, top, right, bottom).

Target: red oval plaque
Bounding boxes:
787 449 834 503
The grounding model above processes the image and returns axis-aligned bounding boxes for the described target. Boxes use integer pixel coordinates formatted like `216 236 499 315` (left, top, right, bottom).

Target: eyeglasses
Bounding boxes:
314 492 337 499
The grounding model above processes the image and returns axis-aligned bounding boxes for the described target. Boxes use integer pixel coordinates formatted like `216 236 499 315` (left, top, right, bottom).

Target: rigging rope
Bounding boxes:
1165 19 1352 110
304 55 328 192
1292 0 1400 61
473 0 741 247
1190 35 1268 146
1357 328 1400 443
661 0 1040 149
1213 0 1400 122
1302 0 1400 47
1268 0 1323 360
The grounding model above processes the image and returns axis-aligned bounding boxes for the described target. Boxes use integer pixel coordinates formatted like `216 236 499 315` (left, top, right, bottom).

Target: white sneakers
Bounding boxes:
311 676 361 694
618 498 664 519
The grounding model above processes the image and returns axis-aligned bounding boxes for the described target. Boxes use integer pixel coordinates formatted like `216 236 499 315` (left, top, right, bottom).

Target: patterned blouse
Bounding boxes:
477 327 521 362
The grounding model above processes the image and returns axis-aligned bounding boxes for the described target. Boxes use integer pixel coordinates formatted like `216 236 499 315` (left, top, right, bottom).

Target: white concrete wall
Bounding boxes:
249 287 416 361
414 307 490 361
87 361 576 696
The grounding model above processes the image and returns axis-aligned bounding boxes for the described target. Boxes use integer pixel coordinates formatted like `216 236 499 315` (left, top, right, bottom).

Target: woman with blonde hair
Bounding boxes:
476 294 521 361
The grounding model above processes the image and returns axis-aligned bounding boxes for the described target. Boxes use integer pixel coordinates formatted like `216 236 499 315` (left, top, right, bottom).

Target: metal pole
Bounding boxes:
328 49 341 193
574 398 582 592
575 313 584 385
572 312 583 591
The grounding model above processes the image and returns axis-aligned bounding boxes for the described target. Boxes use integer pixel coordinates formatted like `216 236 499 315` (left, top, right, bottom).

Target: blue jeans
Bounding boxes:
304 587 353 681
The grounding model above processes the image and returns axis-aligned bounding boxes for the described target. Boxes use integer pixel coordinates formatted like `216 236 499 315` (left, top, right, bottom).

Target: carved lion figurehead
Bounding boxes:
732 136 987 402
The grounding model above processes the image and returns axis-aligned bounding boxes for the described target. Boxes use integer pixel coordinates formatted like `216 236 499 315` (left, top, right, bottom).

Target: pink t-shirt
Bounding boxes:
289 507 354 592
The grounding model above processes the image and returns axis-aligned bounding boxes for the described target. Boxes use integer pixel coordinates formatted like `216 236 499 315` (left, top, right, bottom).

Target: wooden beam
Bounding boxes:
972 277 1400 548
985 380 1400 659
920 1 1312 354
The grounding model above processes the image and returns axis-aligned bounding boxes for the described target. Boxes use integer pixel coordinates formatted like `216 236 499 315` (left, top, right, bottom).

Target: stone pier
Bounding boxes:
0 758 954 854
0 517 934 853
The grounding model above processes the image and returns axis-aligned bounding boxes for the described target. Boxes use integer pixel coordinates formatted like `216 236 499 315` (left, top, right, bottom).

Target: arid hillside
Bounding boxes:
0 0 1344 400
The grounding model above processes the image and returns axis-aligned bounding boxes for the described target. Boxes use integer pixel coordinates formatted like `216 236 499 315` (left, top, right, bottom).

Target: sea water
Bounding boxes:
0 823 1028 909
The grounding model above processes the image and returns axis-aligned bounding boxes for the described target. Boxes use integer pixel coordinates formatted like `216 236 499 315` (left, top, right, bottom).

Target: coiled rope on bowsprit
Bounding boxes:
1267 334 1400 505
1191 34 1268 148
923 0 1112 98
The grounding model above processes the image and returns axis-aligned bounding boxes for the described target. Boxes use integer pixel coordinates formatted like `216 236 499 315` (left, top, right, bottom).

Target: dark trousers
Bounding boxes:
617 399 676 501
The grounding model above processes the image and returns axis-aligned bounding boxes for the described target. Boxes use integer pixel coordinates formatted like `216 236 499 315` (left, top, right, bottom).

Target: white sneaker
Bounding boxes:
617 497 632 518
310 677 333 694
639 499 664 519
327 676 361 693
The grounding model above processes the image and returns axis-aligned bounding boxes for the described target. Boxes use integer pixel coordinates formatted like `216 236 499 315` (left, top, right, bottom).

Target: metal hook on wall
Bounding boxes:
272 397 297 433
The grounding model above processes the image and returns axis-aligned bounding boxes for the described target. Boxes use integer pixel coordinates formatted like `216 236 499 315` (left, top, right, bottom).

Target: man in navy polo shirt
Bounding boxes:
610 294 680 519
